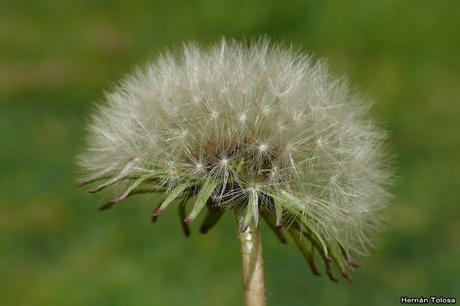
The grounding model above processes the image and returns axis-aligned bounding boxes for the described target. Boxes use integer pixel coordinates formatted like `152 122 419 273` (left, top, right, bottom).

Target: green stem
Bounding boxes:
238 221 266 306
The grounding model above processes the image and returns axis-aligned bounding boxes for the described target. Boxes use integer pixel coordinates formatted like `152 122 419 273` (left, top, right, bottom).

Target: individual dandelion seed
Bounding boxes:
77 38 391 306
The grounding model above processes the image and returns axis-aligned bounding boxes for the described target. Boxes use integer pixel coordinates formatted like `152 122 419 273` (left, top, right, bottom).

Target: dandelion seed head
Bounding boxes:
78 38 392 281
258 144 268 152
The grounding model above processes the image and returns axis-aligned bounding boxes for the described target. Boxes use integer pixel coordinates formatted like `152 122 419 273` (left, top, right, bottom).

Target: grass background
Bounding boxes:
1 1 459 305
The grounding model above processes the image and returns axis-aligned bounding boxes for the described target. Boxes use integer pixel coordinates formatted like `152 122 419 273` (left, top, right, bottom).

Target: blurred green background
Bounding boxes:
1 1 459 305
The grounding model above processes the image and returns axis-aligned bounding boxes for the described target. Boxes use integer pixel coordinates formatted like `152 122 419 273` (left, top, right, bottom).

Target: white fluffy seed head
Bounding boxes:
78 38 391 277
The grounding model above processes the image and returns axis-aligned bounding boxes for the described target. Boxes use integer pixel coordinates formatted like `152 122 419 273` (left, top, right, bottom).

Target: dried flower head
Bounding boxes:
77 39 391 282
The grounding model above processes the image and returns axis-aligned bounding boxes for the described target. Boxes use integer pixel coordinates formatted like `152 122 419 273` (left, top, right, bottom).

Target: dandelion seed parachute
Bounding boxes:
77 38 391 281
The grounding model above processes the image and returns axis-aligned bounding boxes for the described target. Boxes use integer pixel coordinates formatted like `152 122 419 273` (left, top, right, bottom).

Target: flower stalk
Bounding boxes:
239 221 266 306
